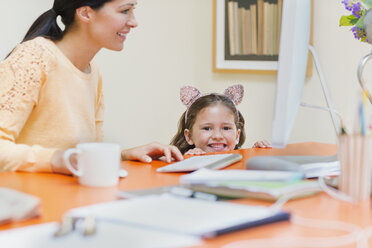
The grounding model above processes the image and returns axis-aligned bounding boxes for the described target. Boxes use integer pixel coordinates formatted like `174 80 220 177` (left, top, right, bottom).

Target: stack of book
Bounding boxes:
227 0 282 57
180 169 321 201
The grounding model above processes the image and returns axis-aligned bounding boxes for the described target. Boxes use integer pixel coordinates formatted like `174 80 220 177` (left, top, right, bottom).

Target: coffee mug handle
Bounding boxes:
63 148 82 177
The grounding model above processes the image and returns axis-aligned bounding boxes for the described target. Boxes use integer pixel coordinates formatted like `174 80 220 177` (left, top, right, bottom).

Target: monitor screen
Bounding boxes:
271 0 311 148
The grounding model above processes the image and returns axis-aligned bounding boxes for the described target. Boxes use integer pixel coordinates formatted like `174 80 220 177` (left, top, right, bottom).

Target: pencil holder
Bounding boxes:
338 135 372 203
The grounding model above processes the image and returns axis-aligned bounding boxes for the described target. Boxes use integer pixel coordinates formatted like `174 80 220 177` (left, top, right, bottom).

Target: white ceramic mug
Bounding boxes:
63 143 121 187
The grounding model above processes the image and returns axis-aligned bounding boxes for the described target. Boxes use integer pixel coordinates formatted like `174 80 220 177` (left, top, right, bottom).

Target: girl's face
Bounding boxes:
184 104 241 153
88 0 138 51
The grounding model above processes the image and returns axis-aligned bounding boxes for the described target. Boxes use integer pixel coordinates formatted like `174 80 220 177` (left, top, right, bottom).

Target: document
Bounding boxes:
66 194 290 238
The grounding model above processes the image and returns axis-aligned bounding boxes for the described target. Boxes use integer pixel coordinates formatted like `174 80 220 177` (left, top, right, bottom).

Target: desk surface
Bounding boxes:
1 142 371 247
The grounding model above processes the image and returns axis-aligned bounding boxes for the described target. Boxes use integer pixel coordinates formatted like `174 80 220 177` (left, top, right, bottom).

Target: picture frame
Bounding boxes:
213 0 278 74
212 0 313 75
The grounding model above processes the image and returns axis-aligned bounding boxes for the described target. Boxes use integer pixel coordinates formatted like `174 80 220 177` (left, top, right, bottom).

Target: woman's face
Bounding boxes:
88 0 138 51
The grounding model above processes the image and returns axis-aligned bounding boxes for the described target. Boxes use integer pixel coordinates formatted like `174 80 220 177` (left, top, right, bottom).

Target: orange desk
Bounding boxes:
1 142 371 248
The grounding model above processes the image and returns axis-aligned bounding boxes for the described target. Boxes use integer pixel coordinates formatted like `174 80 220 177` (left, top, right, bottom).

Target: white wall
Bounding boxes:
1 0 371 149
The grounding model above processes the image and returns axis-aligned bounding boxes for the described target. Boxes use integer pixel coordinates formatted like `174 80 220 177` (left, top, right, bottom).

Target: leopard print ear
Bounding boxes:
224 84 244 106
180 86 202 108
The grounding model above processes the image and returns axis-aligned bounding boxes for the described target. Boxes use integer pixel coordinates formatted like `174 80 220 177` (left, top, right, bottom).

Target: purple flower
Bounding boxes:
352 26 366 40
342 0 356 11
352 2 362 18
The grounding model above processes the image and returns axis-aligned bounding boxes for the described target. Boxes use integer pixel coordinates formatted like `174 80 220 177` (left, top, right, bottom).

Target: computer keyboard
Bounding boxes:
156 154 242 173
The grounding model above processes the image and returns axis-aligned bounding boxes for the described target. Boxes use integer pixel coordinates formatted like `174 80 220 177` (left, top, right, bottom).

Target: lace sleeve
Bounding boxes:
0 39 57 172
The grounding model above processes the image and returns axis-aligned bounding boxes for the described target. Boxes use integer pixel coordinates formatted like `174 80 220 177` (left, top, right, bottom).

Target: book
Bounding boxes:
243 8 252 54
187 180 321 201
257 0 264 55
277 0 283 54
250 4 258 54
233 1 240 55
227 1 236 55
272 3 279 55
263 1 269 55
238 6 245 54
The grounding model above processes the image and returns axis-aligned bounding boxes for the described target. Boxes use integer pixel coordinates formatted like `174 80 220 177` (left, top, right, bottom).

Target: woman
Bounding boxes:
0 0 183 174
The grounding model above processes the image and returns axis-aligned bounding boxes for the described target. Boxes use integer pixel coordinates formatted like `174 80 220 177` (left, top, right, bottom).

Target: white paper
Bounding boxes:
67 194 278 237
301 161 340 178
180 168 304 184
0 221 201 248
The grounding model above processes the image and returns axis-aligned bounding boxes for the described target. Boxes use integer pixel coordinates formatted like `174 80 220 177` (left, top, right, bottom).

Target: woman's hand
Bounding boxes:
184 148 206 156
50 150 77 175
121 142 183 163
252 140 272 148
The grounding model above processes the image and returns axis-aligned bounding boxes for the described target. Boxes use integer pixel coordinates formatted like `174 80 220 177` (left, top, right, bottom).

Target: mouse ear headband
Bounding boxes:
180 84 244 122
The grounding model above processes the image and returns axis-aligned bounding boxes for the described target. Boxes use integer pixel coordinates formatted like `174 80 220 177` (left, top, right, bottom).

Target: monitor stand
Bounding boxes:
246 47 341 175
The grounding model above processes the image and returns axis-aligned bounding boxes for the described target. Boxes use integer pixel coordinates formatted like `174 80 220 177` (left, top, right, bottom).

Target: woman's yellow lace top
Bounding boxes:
0 37 104 172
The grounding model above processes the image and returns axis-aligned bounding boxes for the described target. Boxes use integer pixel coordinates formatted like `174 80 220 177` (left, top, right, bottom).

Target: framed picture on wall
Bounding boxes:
213 0 281 74
212 0 312 75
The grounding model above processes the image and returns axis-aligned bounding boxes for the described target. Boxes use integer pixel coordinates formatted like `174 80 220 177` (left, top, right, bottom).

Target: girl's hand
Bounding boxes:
121 142 183 163
184 148 206 156
252 140 272 148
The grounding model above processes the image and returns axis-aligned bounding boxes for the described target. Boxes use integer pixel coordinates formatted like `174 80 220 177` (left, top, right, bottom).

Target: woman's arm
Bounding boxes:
0 40 57 172
121 142 183 163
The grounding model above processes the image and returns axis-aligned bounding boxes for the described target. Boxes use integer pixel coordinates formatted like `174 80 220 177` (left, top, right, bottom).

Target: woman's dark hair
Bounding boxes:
170 94 246 154
22 0 113 43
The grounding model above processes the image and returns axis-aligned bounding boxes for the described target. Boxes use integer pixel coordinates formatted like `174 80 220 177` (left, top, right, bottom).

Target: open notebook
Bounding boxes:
157 154 242 173
66 194 290 238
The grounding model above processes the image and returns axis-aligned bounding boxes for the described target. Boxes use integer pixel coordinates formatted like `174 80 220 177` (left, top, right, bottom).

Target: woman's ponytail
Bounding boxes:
22 9 63 43
5 0 112 58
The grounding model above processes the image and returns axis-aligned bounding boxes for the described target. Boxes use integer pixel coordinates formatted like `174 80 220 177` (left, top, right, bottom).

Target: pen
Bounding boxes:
361 90 368 135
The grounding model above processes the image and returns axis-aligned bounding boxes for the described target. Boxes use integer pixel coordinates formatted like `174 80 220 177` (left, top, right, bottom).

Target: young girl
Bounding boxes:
170 85 271 155
0 0 183 174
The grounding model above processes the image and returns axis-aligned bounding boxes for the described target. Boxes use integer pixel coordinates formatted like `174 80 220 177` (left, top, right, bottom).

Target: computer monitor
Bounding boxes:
271 0 311 148
247 0 340 171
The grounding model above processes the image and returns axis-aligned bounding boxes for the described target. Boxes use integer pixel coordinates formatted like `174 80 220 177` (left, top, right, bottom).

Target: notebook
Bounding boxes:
66 194 290 238
157 154 242 173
